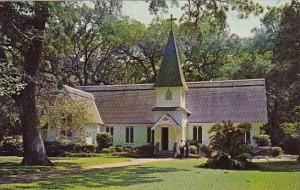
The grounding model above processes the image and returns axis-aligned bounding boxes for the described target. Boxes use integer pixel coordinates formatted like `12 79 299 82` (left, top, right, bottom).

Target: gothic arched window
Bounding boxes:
165 89 172 100
193 126 202 143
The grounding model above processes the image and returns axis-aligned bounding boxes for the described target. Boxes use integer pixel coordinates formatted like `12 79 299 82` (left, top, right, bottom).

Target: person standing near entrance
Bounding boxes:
179 140 185 159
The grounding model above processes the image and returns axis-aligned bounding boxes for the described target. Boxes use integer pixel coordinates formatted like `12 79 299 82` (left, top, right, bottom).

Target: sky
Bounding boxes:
121 0 290 37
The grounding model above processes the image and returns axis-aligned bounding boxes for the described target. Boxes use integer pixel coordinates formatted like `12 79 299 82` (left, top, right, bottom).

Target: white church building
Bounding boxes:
48 28 268 152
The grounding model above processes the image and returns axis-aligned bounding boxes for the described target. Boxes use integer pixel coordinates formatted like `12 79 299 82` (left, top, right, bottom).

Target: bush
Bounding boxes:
254 146 283 157
116 145 123 152
45 141 65 156
253 134 271 147
124 146 134 153
205 151 255 170
45 141 96 156
0 136 23 156
199 145 212 157
189 145 198 154
187 140 201 146
101 147 116 154
76 144 96 153
136 144 154 157
281 135 300 155
63 152 100 157
204 121 255 169
96 133 112 151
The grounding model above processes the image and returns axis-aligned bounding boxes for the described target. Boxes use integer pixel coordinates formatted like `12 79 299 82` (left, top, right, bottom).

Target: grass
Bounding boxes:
1 158 299 190
0 154 130 177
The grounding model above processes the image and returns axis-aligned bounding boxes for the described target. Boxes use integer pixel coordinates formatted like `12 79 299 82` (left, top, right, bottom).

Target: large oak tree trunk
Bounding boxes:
15 2 52 166
17 82 52 166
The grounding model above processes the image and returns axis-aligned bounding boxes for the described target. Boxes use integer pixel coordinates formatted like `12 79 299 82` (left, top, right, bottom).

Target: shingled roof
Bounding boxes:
78 79 268 124
63 85 103 124
154 30 188 90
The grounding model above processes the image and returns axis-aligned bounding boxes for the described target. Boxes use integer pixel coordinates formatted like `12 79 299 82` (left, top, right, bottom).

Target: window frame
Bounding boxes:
106 126 114 136
165 89 172 100
126 126 134 143
192 126 202 143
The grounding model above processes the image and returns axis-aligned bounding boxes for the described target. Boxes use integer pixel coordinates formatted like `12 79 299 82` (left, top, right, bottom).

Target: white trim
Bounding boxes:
151 114 181 130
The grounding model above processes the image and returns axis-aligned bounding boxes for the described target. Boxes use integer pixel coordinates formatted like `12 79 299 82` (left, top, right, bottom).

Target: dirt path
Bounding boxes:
0 158 173 184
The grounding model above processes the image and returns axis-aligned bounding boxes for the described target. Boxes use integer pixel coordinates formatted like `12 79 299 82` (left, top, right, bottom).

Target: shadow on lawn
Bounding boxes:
194 160 300 172
0 160 83 177
5 165 188 190
255 161 300 172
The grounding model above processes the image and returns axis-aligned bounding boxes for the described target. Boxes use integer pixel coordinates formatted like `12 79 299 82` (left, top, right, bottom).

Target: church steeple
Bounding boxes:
154 16 188 90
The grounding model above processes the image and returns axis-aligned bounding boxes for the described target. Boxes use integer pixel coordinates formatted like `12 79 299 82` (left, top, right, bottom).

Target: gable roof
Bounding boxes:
154 30 188 90
78 79 268 124
63 85 103 124
151 114 181 130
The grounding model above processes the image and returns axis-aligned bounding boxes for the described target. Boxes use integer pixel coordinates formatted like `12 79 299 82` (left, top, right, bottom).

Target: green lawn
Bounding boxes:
1 158 300 190
0 155 130 177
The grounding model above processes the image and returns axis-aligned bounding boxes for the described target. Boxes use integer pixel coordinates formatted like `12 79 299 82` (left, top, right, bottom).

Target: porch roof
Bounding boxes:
151 114 181 130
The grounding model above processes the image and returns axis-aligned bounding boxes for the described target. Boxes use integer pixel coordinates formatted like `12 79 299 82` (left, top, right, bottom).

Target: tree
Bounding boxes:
0 2 52 165
205 121 254 169
114 19 177 83
43 2 122 86
181 17 231 81
40 96 92 144
265 0 300 144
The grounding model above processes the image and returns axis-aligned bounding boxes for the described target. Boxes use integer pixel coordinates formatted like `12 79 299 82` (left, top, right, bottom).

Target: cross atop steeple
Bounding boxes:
167 14 177 31
154 14 188 90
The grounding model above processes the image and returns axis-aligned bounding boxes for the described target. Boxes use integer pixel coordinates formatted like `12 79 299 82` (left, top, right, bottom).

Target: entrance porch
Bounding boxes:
151 114 183 155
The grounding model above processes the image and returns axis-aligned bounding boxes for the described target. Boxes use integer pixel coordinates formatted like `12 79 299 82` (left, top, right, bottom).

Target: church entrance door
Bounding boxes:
161 127 169 150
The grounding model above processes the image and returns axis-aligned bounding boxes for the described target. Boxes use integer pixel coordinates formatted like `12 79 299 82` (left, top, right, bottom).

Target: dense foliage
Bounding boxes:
253 134 271 147
204 121 255 169
96 132 113 151
45 141 96 157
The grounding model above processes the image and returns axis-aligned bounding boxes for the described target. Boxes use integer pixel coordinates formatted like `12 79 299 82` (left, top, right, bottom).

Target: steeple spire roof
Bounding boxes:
154 27 188 90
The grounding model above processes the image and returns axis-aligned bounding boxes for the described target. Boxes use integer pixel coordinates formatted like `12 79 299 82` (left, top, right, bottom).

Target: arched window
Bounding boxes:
165 89 172 100
193 126 202 143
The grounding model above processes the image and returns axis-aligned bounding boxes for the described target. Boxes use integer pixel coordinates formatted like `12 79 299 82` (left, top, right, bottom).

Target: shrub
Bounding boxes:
124 146 134 153
187 140 201 146
281 135 300 155
271 147 282 157
116 145 123 152
45 141 96 156
253 134 271 146
205 151 255 170
189 145 198 154
76 144 96 153
136 144 154 157
96 133 112 151
199 145 212 157
44 141 65 156
204 121 255 169
63 152 100 157
254 146 283 157
101 147 116 154
0 136 23 156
